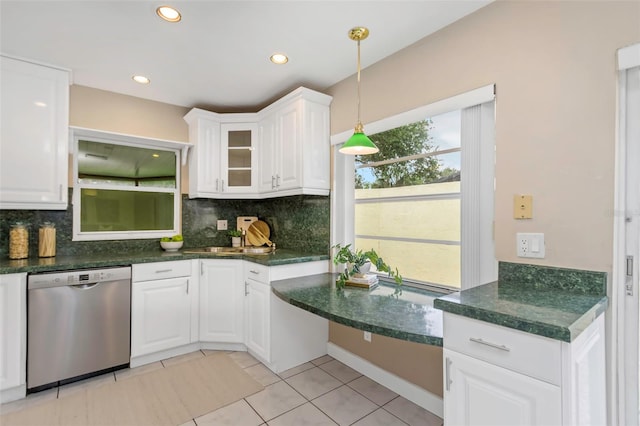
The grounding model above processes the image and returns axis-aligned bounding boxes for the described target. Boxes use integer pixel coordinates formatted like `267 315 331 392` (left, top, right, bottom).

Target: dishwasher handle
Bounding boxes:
70 283 101 290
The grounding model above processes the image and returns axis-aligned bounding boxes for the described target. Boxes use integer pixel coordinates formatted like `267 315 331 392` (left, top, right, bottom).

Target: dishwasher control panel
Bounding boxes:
28 266 132 289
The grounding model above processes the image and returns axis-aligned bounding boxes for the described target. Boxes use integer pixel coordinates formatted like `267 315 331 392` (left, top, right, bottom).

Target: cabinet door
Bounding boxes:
300 99 330 191
0 273 26 391
200 260 244 342
276 102 301 191
187 116 222 196
131 277 191 357
245 278 270 362
258 114 278 193
0 56 69 209
444 349 561 426
220 123 258 194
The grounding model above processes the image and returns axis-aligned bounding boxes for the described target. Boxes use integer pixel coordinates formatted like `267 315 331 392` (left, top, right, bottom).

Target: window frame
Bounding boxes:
331 85 496 290
70 127 191 241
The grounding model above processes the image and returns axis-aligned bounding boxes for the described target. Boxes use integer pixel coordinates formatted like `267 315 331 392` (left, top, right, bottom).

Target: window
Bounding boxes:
355 111 462 288
71 128 189 241
332 85 496 290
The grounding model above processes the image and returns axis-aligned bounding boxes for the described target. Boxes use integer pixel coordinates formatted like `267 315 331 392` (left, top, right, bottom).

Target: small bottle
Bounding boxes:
38 222 56 258
9 222 29 259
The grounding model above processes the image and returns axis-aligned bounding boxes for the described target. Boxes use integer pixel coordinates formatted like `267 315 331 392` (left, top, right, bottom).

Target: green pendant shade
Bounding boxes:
340 27 379 156
339 129 379 155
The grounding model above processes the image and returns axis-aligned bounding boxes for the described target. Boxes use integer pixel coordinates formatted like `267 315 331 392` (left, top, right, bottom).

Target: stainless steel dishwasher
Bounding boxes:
27 266 131 391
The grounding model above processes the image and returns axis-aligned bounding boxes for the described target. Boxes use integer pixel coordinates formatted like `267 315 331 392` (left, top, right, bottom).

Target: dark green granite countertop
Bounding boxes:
271 263 608 345
271 273 444 346
0 249 328 274
433 263 609 343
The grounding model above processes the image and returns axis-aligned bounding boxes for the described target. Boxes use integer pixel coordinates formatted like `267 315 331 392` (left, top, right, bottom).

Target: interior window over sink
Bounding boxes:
72 128 185 241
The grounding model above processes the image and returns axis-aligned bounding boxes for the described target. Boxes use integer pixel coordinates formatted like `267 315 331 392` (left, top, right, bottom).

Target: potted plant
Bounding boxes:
228 229 242 247
332 243 402 289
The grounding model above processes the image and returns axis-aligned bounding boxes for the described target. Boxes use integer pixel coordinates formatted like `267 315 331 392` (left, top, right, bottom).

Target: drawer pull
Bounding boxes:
155 269 172 274
469 337 510 352
249 270 259 275
445 357 453 391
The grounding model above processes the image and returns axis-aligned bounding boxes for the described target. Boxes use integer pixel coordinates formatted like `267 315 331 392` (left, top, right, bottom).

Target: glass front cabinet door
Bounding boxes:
220 123 258 194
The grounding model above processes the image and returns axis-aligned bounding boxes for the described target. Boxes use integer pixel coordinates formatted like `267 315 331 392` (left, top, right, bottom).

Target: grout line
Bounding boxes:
243 397 268 425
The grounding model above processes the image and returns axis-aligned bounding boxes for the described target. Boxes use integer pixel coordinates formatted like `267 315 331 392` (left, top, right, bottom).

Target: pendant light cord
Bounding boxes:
356 38 362 127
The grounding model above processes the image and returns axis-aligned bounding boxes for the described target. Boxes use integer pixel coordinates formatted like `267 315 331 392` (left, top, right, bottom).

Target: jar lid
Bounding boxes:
11 222 27 228
41 222 55 228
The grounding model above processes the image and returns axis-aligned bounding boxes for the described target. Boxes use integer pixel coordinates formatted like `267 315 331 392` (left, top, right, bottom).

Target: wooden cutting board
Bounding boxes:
246 220 271 246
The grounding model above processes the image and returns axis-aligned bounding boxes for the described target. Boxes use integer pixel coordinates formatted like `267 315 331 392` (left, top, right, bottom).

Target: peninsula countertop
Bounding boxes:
271 272 444 346
271 263 608 346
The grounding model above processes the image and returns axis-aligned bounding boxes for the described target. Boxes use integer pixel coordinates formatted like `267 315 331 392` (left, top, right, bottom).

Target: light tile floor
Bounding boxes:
1 350 444 426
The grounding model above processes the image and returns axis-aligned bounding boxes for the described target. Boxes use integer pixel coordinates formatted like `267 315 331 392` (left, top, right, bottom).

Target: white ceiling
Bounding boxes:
1 1 491 112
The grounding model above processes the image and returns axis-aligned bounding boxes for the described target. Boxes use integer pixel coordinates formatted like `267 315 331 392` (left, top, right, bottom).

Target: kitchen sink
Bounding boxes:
183 246 275 255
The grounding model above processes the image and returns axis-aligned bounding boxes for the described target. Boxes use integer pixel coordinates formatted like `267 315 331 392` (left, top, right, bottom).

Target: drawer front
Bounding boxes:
443 313 561 385
244 262 270 284
132 260 192 282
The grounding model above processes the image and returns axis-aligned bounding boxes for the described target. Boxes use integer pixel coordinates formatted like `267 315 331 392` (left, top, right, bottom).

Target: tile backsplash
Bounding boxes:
0 192 330 257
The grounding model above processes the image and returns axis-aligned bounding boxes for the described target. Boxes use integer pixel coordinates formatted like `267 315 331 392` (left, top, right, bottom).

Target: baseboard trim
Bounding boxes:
1 384 26 404
130 342 202 368
327 342 443 418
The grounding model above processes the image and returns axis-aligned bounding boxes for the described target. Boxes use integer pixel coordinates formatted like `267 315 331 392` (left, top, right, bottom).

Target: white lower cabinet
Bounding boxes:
443 312 606 426
244 277 271 361
0 273 27 403
243 260 329 373
444 349 561 425
131 261 195 360
199 259 245 344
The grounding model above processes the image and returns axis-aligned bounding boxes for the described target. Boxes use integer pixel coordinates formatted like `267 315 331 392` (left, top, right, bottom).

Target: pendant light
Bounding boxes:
339 27 379 155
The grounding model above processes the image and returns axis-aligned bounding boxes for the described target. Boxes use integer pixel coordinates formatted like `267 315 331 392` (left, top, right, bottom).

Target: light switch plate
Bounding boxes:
514 195 533 219
217 220 228 230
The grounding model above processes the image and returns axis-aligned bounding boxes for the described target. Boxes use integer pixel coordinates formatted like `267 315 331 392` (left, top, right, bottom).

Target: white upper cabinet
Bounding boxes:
258 88 332 197
185 87 331 199
0 55 70 210
184 110 258 198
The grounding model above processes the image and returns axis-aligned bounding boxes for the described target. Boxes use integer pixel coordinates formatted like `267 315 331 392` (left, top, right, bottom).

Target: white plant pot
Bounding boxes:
351 261 371 278
231 237 241 247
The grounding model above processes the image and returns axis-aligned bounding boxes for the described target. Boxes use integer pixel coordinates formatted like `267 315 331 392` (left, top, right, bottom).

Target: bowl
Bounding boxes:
160 241 183 252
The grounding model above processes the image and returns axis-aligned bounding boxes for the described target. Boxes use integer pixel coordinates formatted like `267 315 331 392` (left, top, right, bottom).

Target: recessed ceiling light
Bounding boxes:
156 6 181 22
132 75 150 84
270 53 288 65
152 153 160 158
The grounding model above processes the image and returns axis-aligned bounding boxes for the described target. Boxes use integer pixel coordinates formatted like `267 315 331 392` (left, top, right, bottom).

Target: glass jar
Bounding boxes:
9 222 29 259
38 222 56 258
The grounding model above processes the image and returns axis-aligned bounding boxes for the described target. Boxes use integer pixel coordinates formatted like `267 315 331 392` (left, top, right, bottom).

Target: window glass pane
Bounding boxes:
228 170 251 187
353 109 461 289
228 130 251 147
80 189 174 232
355 238 461 288
355 195 460 241
78 140 176 189
229 149 251 168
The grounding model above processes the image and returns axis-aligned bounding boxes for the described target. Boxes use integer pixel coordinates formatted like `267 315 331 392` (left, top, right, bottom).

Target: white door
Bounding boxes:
276 102 301 191
245 278 270 361
0 56 69 210
131 277 191 357
616 43 640 426
258 113 278 192
200 260 244 342
0 274 26 392
444 349 561 426
220 123 258 194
